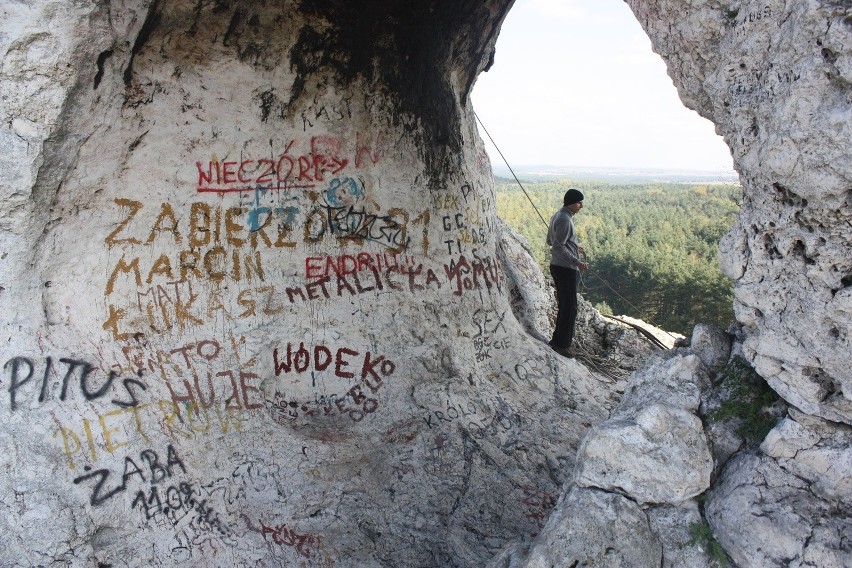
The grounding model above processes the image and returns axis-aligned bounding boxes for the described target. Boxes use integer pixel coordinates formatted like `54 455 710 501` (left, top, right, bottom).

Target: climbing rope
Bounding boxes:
474 111 678 349
474 111 549 228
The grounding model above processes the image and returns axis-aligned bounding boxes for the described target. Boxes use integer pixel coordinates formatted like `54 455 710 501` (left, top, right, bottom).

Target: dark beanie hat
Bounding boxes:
563 188 584 206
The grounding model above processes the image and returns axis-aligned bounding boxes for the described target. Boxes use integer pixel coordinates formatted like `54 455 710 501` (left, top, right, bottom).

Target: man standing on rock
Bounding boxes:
547 188 588 357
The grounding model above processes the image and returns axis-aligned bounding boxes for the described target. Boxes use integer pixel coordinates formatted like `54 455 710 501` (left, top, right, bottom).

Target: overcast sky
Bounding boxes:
470 0 735 172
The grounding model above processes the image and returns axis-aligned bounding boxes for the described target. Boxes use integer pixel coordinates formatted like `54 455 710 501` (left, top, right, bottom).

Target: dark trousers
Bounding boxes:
550 264 579 350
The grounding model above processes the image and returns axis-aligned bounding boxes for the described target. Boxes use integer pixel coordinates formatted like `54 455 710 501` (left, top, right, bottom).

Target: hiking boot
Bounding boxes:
549 343 574 358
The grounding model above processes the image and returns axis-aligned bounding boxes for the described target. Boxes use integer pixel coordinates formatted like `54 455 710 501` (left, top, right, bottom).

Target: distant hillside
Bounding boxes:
492 164 740 185
495 177 741 335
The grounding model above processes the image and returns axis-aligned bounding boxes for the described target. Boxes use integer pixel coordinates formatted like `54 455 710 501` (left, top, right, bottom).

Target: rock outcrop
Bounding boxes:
0 1 658 566
1 0 850 565
703 405 852 567
491 330 721 568
627 1 852 565
628 0 852 426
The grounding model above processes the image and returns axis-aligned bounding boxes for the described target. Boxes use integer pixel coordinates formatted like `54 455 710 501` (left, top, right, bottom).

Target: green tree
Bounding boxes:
496 178 741 335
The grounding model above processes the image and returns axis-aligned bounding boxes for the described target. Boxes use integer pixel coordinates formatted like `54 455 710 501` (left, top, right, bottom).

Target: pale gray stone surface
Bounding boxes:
498 219 553 343
2 0 851 565
571 350 713 505
626 0 852 425
498 349 715 565
622 2 852 561
0 1 635 566
503 487 663 568
647 502 716 568
761 408 852 508
575 403 712 504
703 407 852 568
492 497 722 568
704 419 745 472
706 450 852 568
691 323 732 370
614 351 707 415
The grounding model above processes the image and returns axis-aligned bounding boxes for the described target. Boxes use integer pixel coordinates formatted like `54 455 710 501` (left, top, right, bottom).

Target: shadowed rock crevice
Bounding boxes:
291 0 513 185
121 0 512 185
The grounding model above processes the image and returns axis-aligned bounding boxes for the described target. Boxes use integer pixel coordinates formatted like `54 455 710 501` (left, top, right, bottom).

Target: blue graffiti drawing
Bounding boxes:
324 177 364 208
244 186 300 233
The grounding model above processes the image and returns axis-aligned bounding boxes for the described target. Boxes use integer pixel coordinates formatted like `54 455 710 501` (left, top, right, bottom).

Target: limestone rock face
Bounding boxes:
495 487 664 568
498 219 554 342
626 0 852 425
493 334 720 568
647 502 713 568
700 369 852 567
575 402 712 504
761 408 852 507
706 446 852 568
3 0 852 565
622 2 852 564
493 497 720 568
574 351 713 505
0 1 636 565
690 322 731 369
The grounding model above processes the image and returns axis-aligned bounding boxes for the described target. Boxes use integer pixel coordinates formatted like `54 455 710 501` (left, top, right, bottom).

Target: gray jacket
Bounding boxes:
546 207 581 269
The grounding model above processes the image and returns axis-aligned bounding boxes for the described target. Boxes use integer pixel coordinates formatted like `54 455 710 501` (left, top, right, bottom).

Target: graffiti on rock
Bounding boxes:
3 355 145 411
194 134 382 193
72 443 186 506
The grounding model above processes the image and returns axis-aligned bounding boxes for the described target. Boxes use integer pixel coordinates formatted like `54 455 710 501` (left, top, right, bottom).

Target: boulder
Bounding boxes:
691 323 732 370
575 402 712 504
706 450 852 568
491 487 663 568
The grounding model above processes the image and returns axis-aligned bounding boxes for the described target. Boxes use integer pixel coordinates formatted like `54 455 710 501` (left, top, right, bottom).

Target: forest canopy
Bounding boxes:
495 177 742 335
